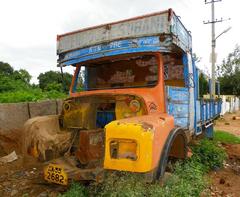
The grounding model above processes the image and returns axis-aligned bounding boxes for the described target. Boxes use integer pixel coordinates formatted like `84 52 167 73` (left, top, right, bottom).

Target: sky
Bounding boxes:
0 0 239 83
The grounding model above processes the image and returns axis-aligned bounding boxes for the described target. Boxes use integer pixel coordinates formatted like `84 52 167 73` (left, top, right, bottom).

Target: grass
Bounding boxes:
60 138 227 197
62 160 208 197
214 130 240 144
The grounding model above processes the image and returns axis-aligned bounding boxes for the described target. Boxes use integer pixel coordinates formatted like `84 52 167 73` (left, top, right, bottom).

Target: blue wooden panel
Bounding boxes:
172 15 192 53
168 103 189 118
167 87 189 103
214 102 218 116
196 100 201 123
210 101 213 118
59 36 172 66
174 118 189 128
200 101 205 122
206 103 210 120
166 86 189 128
200 100 222 124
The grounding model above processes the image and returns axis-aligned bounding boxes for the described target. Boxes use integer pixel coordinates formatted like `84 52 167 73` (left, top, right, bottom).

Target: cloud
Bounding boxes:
0 0 239 83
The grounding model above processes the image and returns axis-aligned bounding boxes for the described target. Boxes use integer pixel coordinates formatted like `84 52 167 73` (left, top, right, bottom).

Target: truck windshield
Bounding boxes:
74 55 158 91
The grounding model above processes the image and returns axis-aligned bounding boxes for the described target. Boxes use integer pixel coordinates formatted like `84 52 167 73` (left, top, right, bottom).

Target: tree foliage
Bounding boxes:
0 61 67 103
199 73 209 97
217 45 240 96
38 71 72 93
13 69 32 84
0 62 31 93
0 61 14 75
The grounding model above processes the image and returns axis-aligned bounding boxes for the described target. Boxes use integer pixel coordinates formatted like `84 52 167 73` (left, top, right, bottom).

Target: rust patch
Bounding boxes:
141 122 153 131
76 129 104 167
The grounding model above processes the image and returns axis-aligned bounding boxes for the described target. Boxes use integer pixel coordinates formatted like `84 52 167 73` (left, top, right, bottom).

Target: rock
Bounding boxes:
232 116 240 120
30 171 35 174
10 189 18 196
219 177 226 184
20 181 27 186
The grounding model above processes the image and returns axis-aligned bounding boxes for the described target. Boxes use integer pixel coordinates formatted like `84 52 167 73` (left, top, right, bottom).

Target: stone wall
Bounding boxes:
0 99 63 130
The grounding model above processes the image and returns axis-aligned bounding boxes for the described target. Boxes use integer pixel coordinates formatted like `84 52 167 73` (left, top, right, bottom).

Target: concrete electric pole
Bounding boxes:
203 0 230 99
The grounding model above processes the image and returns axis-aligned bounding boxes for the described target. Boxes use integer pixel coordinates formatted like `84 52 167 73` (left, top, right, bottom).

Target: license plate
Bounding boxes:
44 164 68 185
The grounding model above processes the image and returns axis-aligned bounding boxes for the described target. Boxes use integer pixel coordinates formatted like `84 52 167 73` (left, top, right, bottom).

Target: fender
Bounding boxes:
104 113 175 173
155 127 187 179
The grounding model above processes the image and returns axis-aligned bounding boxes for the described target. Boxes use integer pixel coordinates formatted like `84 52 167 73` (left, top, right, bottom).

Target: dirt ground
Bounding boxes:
209 111 240 197
0 130 67 196
209 143 240 197
0 112 240 197
215 111 240 136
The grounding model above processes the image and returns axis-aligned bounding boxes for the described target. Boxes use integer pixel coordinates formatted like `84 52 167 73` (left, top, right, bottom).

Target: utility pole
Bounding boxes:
204 0 224 99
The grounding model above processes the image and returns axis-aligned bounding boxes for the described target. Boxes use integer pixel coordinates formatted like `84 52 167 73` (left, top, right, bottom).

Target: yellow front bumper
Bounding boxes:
104 120 154 173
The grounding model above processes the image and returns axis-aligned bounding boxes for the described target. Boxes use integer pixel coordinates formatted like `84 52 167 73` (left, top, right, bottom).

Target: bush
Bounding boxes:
87 160 207 197
191 139 227 171
147 160 207 197
0 89 66 103
58 182 88 197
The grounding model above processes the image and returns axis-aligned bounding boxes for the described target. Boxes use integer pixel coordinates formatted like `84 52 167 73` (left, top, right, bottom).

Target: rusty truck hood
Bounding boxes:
68 87 163 114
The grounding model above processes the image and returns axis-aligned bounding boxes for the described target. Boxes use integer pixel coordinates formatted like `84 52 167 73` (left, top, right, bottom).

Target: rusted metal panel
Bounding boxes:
76 129 104 166
57 9 192 56
57 11 169 54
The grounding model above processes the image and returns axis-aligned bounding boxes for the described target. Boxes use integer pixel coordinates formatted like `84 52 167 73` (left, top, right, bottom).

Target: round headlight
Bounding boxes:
129 99 141 112
63 101 71 112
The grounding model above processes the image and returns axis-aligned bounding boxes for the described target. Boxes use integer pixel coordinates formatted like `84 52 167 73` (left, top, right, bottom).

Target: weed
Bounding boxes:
148 160 207 197
89 171 146 197
191 139 227 171
58 182 88 197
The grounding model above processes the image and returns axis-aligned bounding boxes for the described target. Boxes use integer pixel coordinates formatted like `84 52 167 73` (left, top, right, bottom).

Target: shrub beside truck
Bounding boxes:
23 9 221 185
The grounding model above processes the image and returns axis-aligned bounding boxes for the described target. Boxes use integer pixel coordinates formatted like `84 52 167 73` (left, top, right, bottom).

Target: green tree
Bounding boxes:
13 69 32 84
38 71 72 93
199 73 209 97
217 45 240 96
0 61 14 75
0 64 30 93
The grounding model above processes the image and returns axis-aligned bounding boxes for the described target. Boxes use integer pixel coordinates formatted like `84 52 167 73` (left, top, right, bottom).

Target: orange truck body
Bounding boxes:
23 9 221 185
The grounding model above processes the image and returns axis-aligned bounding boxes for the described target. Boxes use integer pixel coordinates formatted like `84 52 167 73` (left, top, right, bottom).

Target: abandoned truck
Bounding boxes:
23 9 222 185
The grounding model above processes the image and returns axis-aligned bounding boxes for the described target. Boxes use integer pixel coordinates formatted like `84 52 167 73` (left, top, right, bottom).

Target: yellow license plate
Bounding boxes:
44 164 68 185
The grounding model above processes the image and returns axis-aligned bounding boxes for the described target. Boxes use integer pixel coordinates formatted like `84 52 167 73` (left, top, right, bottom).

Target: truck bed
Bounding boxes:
166 86 221 136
